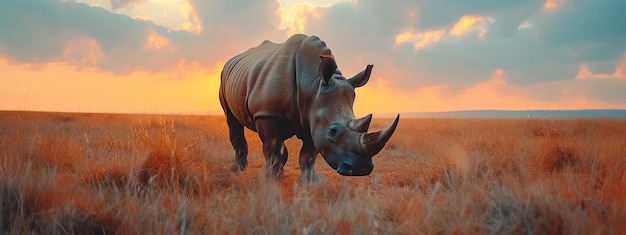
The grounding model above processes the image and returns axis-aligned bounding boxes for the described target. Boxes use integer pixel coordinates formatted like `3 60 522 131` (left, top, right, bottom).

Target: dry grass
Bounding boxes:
1 111 625 234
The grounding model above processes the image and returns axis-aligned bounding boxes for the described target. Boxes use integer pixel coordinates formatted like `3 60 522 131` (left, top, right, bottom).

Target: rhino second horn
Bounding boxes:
361 114 400 157
349 114 373 133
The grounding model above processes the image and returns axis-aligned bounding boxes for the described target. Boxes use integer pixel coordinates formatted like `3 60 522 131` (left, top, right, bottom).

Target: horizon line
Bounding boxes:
2 109 626 119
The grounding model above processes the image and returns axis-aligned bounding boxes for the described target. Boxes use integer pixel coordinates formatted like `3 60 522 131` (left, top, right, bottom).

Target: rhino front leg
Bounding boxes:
226 110 248 172
255 118 288 179
299 140 321 182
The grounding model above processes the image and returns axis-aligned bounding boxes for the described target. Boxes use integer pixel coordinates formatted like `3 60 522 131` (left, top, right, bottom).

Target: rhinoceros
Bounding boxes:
219 34 399 180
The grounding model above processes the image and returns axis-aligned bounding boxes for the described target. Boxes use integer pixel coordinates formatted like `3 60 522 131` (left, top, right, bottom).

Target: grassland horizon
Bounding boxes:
3 109 626 119
1 111 624 234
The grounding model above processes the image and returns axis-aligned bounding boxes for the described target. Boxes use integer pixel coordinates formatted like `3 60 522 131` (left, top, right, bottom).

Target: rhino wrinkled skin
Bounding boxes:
219 34 399 180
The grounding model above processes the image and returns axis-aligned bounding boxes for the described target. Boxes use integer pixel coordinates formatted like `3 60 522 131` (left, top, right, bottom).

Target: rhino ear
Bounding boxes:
319 55 337 85
348 64 373 88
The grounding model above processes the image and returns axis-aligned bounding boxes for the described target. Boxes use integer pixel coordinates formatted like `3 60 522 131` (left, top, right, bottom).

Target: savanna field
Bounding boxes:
1 111 625 234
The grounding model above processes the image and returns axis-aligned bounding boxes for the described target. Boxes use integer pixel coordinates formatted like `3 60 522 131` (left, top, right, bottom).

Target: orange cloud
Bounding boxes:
144 30 170 50
576 53 626 80
449 15 492 37
63 37 103 65
451 69 521 109
544 0 565 9
277 2 322 35
394 29 446 51
353 67 626 114
181 1 202 33
395 14 491 51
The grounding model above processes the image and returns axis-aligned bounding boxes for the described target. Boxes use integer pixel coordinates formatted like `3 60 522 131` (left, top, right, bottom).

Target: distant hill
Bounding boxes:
399 110 626 119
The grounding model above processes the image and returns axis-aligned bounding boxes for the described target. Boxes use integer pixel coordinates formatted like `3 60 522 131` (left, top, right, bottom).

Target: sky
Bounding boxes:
1 0 625 115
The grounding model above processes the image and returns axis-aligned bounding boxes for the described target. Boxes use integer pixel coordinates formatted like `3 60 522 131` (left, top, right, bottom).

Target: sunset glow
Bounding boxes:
0 57 223 114
1 0 625 114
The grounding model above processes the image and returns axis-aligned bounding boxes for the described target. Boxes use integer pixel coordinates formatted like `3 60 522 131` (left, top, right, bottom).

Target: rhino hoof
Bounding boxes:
230 163 246 172
263 170 285 181
299 173 323 184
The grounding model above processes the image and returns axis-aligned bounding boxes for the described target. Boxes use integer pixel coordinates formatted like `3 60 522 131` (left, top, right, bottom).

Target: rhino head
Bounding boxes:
309 55 400 176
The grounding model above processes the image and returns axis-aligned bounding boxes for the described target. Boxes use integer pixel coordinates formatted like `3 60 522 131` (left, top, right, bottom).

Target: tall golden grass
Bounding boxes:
1 111 624 234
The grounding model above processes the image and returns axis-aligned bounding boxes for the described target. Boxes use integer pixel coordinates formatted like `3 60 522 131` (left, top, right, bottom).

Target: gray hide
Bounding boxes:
219 34 399 180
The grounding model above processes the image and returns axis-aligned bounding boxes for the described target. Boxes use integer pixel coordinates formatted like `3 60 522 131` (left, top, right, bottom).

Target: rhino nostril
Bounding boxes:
337 162 353 176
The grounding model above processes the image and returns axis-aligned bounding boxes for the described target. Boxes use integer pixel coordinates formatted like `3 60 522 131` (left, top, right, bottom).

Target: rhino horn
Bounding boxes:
349 114 373 133
348 64 373 88
360 114 400 157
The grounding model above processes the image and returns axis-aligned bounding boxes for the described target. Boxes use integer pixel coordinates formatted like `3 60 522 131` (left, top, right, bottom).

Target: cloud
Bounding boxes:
0 0 177 73
277 2 320 36
449 15 493 37
354 68 533 113
0 0 283 74
2 0 626 112
535 0 626 60
180 1 203 33
62 37 104 66
355 67 626 113
143 29 170 50
395 29 446 51
187 0 281 36
543 0 564 9
110 0 141 9
576 53 626 80
287 0 626 108
393 14 493 52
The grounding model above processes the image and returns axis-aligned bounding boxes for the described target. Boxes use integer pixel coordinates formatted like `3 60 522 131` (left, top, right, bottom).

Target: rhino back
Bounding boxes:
221 34 309 131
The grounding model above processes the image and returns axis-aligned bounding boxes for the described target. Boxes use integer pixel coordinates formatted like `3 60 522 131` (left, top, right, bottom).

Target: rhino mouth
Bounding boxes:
337 159 373 176
320 114 400 176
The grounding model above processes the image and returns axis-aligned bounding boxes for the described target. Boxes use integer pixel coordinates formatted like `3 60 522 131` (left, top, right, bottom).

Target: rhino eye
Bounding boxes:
329 127 338 137
327 124 342 139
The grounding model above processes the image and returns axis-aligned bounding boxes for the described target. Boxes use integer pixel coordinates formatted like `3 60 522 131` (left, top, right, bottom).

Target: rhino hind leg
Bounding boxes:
255 118 288 179
226 110 248 172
